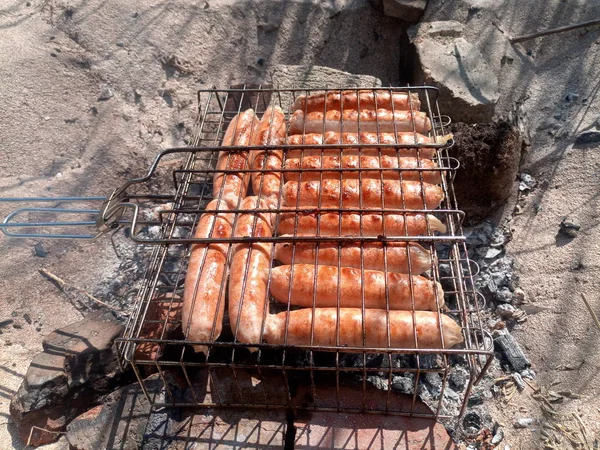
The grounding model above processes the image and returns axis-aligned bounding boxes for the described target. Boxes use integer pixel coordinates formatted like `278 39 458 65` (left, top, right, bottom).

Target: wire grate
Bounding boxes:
115 86 493 420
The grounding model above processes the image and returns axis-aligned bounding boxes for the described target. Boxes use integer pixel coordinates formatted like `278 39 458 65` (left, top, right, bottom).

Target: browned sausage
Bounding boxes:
276 212 446 236
264 309 463 349
292 90 421 114
270 264 444 310
273 239 432 274
284 155 441 184
250 106 286 205
285 132 441 159
181 199 234 354
228 196 273 347
282 179 444 209
213 109 259 208
288 109 432 135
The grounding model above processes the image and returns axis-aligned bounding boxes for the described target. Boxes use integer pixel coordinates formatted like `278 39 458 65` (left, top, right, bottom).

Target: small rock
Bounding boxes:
559 218 580 238
491 427 504 445
116 41 124 47
1 319 14 329
514 417 535 429
50 52 57 57
33 242 48 257
514 204 523 215
496 304 516 319
553 112 562 120
13 322 23 329
256 58 265 66
513 288 526 303
98 86 114 101
23 314 32 324
565 93 579 102
575 130 600 145
518 173 536 192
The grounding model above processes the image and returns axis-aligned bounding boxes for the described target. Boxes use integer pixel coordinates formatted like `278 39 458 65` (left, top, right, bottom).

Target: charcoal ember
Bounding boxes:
443 386 460 403
391 375 414 394
494 333 531 372
496 304 517 319
484 247 503 260
495 288 514 304
489 228 507 248
449 366 469 391
366 375 388 391
418 354 444 369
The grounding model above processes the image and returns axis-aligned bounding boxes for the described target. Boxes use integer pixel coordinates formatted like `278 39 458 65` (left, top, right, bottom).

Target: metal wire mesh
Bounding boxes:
115 86 493 419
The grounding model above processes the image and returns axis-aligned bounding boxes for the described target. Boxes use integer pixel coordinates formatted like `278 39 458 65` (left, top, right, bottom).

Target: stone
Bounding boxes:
382 0 427 22
448 122 522 222
575 130 600 145
270 65 381 109
565 93 579 102
98 85 113 101
33 242 48 257
559 218 580 238
410 27 500 123
10 311 127 447
408 20 464 39
514 417 535 429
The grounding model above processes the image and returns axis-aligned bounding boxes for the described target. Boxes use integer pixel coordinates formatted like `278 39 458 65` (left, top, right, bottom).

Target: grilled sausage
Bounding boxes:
228 196 273 347
250 106 286 205
270 264 444 310
292 90 421 114
273 239 432 274
284 155 442 184
213 109 259 208
264 309 464 349
282 179 444 210
285 132 441 159
181 199 234 354
276 212 446 236
288 109 432 135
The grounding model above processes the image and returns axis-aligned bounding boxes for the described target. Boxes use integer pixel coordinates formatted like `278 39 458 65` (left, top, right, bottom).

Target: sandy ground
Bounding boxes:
1 0 600 449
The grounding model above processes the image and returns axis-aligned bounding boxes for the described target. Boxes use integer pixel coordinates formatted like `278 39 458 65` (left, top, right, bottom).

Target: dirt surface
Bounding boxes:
449 121 522 224
2 0 600 449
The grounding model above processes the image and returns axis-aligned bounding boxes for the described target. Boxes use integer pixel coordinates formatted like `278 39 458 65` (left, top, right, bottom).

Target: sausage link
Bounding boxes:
282 179 444 210
292 90 421 114
288 109 432 135
276 212 446 236
284 155 441 184
228 196 273 347
270 264 444 310
250 106 286 206
182 199 234 354
264 308 463 349
274 239 432 274
285 132 440 159
213 109 259 208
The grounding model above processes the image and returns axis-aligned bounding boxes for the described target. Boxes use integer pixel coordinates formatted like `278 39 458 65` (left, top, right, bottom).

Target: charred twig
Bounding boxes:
581 293 600 331
39 268 123 313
